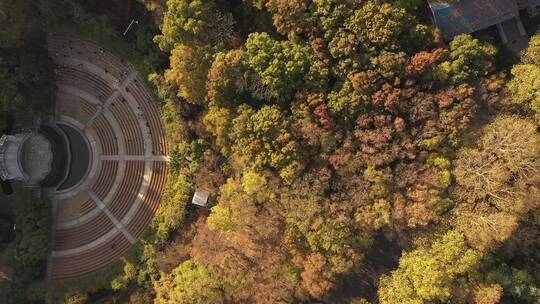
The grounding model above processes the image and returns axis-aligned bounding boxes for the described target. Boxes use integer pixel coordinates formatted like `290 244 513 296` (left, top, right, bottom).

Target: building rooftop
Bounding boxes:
428 0 519 40
529 0 540 7
22 133 53 182
0 132 52 183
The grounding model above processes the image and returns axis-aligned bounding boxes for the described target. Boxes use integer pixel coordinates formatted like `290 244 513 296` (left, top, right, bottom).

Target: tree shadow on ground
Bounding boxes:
322 232 403 304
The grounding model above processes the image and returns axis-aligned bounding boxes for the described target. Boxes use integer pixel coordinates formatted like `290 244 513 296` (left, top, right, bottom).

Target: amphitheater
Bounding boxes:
41 34 168 280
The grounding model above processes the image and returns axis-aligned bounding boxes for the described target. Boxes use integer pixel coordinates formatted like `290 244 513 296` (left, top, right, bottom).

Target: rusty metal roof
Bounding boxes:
428 0 518 40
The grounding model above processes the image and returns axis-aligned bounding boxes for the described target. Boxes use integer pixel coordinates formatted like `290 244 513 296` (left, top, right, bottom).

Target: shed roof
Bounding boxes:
192 189 210 207
428 0 518 40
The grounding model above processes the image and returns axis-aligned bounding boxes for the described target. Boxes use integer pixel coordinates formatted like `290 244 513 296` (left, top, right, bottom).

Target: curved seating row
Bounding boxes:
92 115 118 155
49 35 133 82
108 161 145 220
126 161 168 238
53 212 114 251
80 100 97 118
50 233 131 280
90 160 118 200
56 67 114 102
126 80 168 156
80 198 96 216
108 98 145 155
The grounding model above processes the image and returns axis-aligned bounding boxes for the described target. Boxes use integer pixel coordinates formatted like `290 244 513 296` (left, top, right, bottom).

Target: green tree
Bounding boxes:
436 34 496 84
482 261 540 303
9 190 51 266
16 41 56 113
0 67 23 112
154 0 215 51
151 169 193 244
327 79 366 125
154 259 225 304
345 0 428 53
0 0 32 49
230 105 304 182
243 32 315 100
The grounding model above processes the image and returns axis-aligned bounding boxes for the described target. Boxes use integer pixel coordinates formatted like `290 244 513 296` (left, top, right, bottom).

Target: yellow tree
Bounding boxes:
154 259 225 304
508 35 540 122
164 44 213 104
378 230 480 304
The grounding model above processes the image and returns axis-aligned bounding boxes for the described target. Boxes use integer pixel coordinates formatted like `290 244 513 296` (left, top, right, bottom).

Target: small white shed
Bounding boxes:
192 189 210 207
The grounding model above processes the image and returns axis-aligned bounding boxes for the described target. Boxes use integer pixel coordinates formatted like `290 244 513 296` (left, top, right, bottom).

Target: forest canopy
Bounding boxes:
136 0 540 303
1 0 539 303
